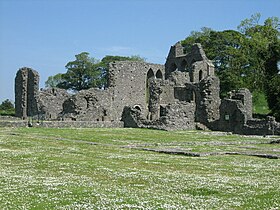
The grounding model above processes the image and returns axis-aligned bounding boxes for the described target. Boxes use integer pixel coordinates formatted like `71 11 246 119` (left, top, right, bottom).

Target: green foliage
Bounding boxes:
46 53 145 90
57 52 101 91
0 99 15 116
237 13 262 34
0 109 15 116
182 27 213 53
0 99 14 110
45 73 64 88
182 29 249 96
265 75 280 121
182 14 280 118
252 91 270 115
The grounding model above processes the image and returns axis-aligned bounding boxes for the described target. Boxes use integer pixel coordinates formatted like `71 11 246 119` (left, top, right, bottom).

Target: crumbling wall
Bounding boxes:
160 82 175 105
168 71 190 85
108 61 164 121
229 88 252 120
195 76 221 125
191 60 214 83
60 88 112 121
147 79 163 120
15 67 39 119
122 101 195 131
38 88 70 120
13 43 279 135
218 99 247 133
214 88 252 133
243 116 280 135
165 43 214 80
159 102 196 130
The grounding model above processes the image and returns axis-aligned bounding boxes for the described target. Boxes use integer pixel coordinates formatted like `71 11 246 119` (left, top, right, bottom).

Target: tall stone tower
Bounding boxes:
15 67 40 119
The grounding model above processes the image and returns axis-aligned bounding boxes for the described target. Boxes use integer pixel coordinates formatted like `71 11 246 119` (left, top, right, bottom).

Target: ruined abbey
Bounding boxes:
14 42 280 135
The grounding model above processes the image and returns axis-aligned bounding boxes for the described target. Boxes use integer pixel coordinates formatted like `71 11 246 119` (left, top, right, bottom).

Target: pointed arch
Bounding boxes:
146 68 154 109
155 70 163 79
147 68 154 79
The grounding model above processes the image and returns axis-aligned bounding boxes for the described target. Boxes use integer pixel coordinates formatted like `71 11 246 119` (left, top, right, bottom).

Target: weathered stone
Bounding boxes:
38 88 70 120
13 42 280 135
15 67 39 119
60 88 112 121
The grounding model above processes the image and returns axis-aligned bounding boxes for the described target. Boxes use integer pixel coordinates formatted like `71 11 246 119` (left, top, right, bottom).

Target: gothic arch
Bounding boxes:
146 68 155 107
155 70 163 79
147 68 154 79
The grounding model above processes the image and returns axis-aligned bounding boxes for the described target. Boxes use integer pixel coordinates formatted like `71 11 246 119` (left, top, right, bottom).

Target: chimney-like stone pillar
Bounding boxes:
15 67 39 119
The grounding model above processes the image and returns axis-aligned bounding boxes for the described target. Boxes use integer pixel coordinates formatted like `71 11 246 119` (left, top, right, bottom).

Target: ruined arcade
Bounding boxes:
14 42 280 135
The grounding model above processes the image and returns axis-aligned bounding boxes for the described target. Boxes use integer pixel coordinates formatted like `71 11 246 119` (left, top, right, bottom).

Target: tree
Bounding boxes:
45 73 64 88
0 99 15 116
0 99 14 110
182 29 248 96
266 75 280 121
182 27 213 53
238 14 280 91
238 14 280 120
181 14 279 95
181 14 280 119
46 54 146 90
57 52 101 91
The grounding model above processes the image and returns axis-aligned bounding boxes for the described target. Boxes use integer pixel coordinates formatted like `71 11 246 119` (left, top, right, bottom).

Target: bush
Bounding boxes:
252 91 270 116
0 99 15 116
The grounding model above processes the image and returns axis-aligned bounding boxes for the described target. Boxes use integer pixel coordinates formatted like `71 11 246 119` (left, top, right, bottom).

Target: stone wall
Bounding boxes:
122 101 195 131
38 88 70 120
12 43 279 136
159 102 196 130
229 88 252 120
243 117 280 135
15 67 39 119
165 43 214 80
60 88 112 121
109 61 165 121
0 119 123 128
217 99 247 133
196 75 221 125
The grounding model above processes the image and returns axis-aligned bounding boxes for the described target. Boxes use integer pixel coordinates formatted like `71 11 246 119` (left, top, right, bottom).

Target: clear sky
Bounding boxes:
0 0 279 102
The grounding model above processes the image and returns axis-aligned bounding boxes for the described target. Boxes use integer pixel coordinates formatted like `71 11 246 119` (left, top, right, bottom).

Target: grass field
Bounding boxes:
0 127 279 209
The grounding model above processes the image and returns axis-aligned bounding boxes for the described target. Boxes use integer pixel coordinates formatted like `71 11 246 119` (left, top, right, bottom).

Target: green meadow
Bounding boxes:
0 127 279 209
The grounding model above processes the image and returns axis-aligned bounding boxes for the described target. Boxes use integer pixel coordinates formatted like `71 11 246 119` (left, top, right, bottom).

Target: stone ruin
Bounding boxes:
14 42 280 135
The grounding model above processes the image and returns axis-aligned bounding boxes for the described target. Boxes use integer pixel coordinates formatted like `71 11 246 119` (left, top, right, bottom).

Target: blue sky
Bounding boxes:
0 0 279 102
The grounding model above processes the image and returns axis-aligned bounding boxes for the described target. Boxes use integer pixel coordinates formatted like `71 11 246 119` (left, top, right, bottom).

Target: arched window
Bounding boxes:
155 70 163 79
146 69 154 106
147 68 154 79
134 105 141 112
